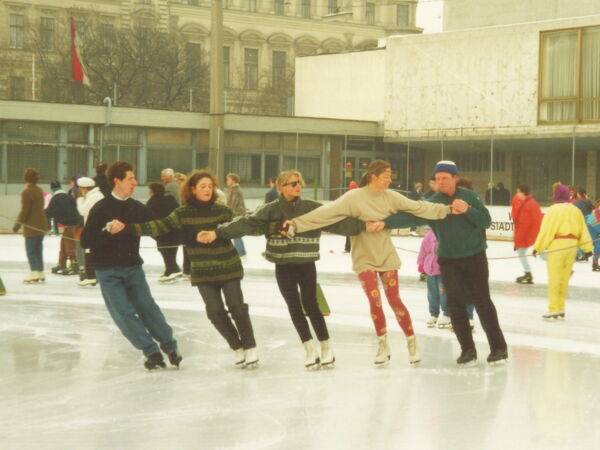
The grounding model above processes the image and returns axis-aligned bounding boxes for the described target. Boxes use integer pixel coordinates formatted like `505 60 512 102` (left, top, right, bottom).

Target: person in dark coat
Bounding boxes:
146 182 182 282
264 177 279 204
46 181 82 275
93 162 111 198
13 168 49 283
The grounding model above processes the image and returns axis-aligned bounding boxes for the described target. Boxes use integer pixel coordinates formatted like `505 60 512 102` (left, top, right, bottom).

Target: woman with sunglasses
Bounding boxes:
112 169 258 368
284 160 453 366
198 170 365 369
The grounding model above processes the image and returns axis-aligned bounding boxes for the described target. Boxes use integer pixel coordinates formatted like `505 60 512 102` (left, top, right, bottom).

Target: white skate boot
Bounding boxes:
303 340 320 369
426 316 437 328
243 347 258 368
407 335 421 364
437 315 451 329
235 348 245 366
320 340 335 367
23 271 44 284
374 334 390 365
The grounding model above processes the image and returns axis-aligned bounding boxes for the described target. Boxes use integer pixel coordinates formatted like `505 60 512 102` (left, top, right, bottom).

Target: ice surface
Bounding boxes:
1 234 599 449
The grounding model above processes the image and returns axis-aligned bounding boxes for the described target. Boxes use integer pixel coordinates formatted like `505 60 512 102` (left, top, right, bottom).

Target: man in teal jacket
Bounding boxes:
384 161 507 366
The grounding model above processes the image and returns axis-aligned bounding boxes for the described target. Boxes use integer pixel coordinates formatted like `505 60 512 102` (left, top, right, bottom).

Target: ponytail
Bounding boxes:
359 159 391 187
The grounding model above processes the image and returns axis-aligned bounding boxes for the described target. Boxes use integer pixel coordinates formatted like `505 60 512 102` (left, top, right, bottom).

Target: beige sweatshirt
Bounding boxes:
292 187 452 273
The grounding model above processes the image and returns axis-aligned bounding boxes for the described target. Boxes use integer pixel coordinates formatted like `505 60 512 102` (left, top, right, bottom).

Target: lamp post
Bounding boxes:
209 0 225 181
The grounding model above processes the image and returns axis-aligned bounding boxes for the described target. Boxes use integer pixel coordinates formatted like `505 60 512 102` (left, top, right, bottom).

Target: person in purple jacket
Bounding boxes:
417 229 475 330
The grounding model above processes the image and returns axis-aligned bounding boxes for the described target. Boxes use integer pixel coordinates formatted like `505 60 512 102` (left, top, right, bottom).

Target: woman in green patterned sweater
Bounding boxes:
199 170 365 369
115 169 258 368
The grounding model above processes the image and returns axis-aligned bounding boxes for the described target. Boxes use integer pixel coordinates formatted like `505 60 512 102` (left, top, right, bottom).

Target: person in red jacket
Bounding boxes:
511 184 543 283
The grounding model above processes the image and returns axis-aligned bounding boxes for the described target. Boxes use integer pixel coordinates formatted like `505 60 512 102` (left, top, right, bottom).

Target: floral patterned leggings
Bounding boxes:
358 270 414 337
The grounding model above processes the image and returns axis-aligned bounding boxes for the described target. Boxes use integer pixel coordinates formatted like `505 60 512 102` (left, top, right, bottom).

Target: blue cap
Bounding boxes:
434 160 458 175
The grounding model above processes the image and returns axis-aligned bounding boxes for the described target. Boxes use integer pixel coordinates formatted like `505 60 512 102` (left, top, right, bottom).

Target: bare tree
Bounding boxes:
28 13 210 111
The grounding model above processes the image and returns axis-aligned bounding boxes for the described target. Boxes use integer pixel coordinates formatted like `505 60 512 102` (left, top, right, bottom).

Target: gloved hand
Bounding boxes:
12 223 20 233
532 250 538 258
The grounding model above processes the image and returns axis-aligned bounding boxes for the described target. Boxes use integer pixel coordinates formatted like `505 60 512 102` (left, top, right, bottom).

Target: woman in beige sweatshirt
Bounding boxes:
287 160 452 366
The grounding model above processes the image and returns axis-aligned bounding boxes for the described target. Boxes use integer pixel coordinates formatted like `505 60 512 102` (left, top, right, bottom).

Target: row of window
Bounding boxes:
184 0 409 24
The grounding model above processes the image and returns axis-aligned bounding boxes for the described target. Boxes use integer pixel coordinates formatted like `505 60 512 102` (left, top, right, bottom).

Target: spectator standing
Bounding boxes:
533 184 593 319
76 177 104 286
161 168 180 204
13 168 49 283
264 176 279 204
511 184 543 284
226 173 247 258
93 162 111 197
46 181 82 275
146 182 183 283
496 182 511 206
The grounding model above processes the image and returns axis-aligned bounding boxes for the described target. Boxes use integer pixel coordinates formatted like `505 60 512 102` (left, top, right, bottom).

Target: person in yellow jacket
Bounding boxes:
533 184 593 319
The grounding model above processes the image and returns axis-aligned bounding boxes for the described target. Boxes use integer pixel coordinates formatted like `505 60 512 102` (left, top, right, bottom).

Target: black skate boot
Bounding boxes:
144 352 166 370
167 350 183 368
487 348 508 365
456 348 477 366
592 262 600 272
516 272 533 284
51 264 66 274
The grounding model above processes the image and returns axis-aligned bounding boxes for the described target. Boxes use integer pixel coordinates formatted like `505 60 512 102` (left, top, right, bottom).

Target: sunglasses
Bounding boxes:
283 181 301 188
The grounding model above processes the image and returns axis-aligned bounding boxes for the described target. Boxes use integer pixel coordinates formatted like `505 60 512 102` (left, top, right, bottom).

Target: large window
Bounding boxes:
301 0 311 18
223 46 231 89
272 51 286 90
225 154 261 184
450 151 505 173
185 42 202 74
396 4 409 26
9 14 24 49
540 26 600 123
328 0 338 15
274 0 285 15
9 77 25 100
366 3 375 25
244 48 258 90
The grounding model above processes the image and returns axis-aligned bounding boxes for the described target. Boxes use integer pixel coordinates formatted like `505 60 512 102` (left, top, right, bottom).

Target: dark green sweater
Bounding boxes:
216 197 365 264
384 188 491 259
130 201 243 285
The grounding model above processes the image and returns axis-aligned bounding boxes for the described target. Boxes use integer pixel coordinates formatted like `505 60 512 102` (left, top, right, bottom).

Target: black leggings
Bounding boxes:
197 279 256 350
275 262 329 342
158 247 181 275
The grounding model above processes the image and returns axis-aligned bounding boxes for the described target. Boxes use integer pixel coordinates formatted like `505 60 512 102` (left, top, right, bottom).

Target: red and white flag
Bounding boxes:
70 17 90 86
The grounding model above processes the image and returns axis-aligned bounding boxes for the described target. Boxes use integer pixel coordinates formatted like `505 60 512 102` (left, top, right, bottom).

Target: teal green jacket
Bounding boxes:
385 188 490 259
216 197 365 264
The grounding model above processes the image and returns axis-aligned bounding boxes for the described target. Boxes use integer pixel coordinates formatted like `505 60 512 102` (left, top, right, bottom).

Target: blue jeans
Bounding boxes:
232 237 246 257
427 274 474 319
426 274 448 317
96 265 177 356
25 235 44 271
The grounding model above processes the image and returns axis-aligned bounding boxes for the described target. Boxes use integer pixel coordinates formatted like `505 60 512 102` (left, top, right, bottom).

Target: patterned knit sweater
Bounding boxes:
130 200 243 285
216 197 365 264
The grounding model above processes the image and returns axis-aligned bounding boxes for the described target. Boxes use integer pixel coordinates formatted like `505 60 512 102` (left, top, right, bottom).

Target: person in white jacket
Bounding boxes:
76 177 104 286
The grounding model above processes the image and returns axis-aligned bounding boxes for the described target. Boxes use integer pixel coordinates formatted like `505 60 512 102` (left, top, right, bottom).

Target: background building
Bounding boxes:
1 0 422 115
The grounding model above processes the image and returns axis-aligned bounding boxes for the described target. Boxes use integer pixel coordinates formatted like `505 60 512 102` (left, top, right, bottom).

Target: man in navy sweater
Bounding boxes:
81 161 181 370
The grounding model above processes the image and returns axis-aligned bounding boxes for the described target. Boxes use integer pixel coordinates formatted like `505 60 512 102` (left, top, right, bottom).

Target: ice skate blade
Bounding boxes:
374 357 391 367
321 357 336 368
243 360 259 369
487 359 508 366
457 360 478 368
409 359 421 365
305 359 321 370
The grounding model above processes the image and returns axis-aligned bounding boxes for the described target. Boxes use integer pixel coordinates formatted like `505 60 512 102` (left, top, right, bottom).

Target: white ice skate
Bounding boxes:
23 271 44 284
426 316 437 328
407 335 421 364
79 278 98 287
542 311 565 320
320 340 335 367
374 334 390 366
437 315 452 329
304 340 320 369
235 348 246 366
158 272 182 284
243 347 259 368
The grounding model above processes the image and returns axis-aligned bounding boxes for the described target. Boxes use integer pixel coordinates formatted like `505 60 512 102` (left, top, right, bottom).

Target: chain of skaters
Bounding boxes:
6 214 599 258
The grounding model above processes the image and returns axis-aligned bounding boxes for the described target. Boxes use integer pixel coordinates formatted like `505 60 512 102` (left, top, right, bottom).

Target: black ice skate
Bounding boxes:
144 352 166 370
592 263 600 272
516 272 533 284
542 311 565 320
456 348 477 366
167 350 183 368
487 348 508 365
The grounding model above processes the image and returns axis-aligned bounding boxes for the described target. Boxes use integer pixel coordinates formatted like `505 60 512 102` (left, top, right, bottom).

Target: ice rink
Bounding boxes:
1 233 599 450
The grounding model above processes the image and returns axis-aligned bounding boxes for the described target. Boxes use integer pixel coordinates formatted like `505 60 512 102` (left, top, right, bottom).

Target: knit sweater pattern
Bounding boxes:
216 197 365 264
130 201 243 285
